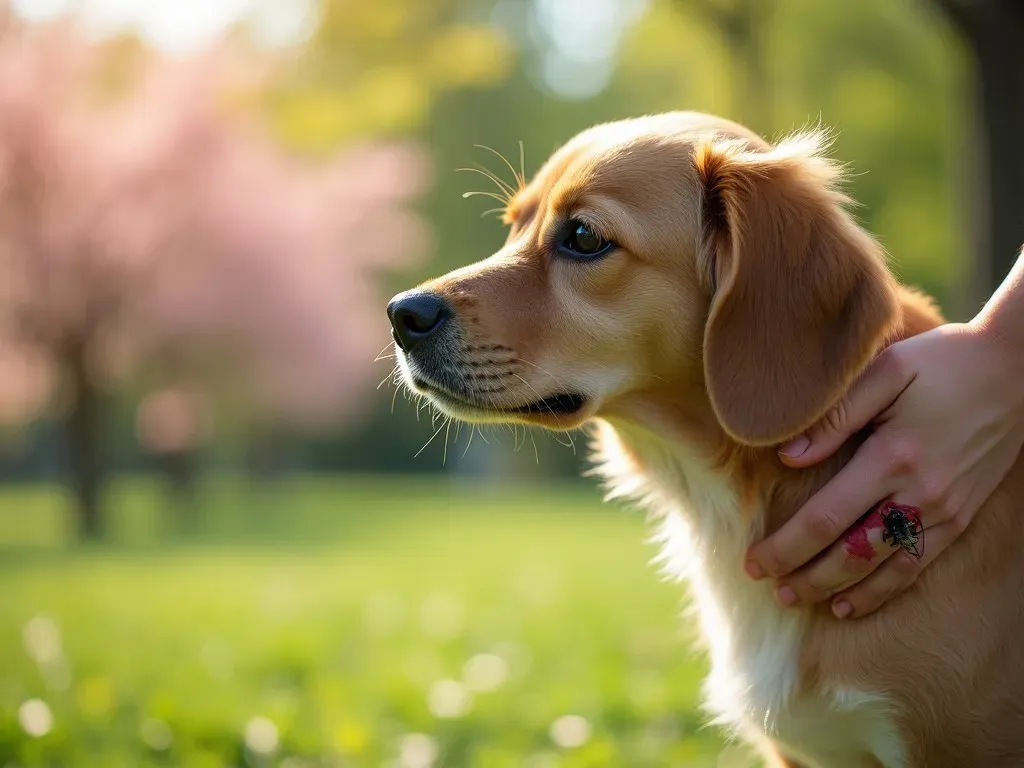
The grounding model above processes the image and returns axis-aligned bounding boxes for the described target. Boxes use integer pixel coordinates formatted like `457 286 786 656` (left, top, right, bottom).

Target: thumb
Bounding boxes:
779 349 914 467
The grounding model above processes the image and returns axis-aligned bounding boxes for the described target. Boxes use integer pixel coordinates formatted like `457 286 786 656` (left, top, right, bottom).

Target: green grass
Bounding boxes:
0 476 755 767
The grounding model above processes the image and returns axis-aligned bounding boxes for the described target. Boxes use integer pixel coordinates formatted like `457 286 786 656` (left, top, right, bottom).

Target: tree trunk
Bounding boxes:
731 0 771 134
65 349 104 540
680 0 773 133
162 449 200 531
970 2 1024 295
937 0 1024 301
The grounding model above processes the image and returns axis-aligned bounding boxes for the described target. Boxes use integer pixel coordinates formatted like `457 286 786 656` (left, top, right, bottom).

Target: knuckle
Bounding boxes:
948 511 971 537
843 550 876 576
891 551 921 581
881 437 920 477
916 476 949 514
799 575 829 602
807 509 841 543
824 397 852 435
875 347 908 387
759 549 787 577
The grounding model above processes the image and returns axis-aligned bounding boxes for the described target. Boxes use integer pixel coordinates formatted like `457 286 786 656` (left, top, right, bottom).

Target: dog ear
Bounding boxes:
694 132 900 446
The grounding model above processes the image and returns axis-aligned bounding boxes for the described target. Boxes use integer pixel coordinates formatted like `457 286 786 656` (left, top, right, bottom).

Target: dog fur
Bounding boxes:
390 112 1024 767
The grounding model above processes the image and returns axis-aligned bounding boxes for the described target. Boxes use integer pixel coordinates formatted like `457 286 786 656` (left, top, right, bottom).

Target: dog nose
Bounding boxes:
387 291 450 352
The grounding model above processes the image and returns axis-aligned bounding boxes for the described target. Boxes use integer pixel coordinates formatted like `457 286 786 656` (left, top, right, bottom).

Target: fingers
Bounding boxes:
830 514 966 619
779 348 915 468
773 503 896 607
746 436 896 579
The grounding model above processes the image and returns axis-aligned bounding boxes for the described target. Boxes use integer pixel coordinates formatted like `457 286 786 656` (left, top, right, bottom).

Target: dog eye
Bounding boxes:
560 221 614 260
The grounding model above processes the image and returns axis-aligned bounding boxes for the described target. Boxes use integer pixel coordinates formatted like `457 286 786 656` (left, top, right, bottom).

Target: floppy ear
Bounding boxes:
695 132 900 446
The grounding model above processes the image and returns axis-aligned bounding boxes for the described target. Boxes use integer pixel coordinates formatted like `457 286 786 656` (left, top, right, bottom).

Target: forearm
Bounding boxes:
972 248 1024 364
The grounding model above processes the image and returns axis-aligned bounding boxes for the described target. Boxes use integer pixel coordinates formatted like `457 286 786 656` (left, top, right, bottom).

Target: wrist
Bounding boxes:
970 312 1024 380
966 318 1024 432
970 250 1024 375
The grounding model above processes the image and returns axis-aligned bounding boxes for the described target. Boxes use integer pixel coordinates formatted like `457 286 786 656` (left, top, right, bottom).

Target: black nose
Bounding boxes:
387 291 450 352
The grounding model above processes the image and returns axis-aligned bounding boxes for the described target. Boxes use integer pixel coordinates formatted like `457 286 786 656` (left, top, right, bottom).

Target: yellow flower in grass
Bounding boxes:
333 720 368 755
77 676 114 718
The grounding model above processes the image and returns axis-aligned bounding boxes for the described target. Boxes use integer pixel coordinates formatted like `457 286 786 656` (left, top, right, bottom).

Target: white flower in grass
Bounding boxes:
492 641 532 679
427 679 472 719
19 699 52 737
22 615 62 665
244 715 279 755
140 718 173 751
462 653 508 693
399 732 439 768
549 714 591 748
523 753 559 768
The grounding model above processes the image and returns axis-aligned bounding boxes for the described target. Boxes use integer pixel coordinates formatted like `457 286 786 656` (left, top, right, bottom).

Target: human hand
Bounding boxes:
744 321 1024 619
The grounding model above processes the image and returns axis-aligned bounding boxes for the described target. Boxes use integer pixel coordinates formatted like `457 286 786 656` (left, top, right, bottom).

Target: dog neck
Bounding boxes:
593 396 852 542
588 406 854 730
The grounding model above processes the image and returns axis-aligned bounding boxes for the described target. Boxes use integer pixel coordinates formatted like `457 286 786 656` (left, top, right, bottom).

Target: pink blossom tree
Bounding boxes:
0 18 431 537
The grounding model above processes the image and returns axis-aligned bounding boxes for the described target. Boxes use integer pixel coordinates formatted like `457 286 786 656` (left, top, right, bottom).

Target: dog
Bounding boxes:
387 111 1024 767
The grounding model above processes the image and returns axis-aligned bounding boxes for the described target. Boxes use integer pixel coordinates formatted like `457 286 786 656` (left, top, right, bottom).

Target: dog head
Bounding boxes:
388 112 899 447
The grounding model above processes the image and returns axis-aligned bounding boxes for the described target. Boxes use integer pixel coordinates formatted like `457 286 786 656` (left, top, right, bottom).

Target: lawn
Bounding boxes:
0 476 755 767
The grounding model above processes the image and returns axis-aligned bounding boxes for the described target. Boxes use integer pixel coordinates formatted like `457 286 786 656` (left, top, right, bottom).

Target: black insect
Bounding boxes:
880 502 924 559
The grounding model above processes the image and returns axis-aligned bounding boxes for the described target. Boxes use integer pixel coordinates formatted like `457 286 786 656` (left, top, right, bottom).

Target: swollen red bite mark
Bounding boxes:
843 506 885 562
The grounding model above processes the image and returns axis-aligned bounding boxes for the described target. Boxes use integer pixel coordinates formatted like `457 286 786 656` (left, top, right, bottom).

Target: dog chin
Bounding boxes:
408 379 590 431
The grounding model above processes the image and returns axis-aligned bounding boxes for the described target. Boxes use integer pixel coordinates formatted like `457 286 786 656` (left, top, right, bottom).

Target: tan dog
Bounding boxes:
387 112 1024 767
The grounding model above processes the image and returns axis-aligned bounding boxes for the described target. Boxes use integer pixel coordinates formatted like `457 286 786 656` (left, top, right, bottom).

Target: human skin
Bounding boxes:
744 251 1024 619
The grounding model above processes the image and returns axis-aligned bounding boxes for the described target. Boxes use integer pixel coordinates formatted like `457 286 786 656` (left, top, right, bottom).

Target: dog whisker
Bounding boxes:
390 380 401 414
510 372 564 424
461 424 478 459
517 140 526 191
510 356 574 395
443 417 453 466
462 190 510 206
474 144 526 192
376 365 399 391
373 339 398 362
414 417 449 459
456 164 516 200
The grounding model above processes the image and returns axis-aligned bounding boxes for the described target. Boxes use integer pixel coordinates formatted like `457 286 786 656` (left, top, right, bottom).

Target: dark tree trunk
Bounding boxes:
244 426 292 481
65 348 104 540
161 449 200 530
728 0 772 134
936 0 1024 299
971 3 1024 293
679 0 773 133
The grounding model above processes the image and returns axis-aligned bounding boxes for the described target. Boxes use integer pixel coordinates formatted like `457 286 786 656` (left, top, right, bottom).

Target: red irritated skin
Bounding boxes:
844 506 886 562
843 501 923 562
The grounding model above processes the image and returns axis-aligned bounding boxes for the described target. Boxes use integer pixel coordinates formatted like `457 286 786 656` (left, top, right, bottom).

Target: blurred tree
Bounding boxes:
0 19 432 537
267 0 515 154
932 0 1024 295
135 387 208 522
676 0 774 132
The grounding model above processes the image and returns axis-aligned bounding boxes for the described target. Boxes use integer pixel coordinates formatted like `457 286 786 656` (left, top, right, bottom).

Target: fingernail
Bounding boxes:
832 600 853 619
776 585 797 606
779 434 810 458
744 559 764 580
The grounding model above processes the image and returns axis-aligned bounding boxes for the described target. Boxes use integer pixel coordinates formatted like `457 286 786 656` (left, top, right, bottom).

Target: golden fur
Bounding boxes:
391 111 1024 766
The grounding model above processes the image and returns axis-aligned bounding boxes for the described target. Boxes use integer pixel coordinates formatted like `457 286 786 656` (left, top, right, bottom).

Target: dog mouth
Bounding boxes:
414 379 586 418
507 393 586 415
